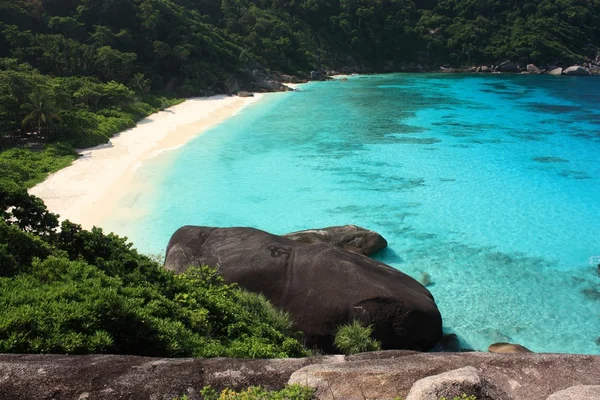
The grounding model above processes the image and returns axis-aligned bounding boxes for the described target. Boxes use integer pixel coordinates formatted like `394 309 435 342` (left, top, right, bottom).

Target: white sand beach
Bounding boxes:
30 94 263 229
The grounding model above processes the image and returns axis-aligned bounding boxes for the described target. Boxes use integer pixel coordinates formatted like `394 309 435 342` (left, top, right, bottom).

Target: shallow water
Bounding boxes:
105 74 600 354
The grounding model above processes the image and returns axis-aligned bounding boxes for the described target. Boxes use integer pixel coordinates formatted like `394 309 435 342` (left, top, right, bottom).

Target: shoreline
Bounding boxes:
30 94 264 229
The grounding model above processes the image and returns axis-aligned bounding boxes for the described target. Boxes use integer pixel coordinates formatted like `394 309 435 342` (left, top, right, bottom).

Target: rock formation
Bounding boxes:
546 385 600 400
527 64 542 74
563 66 591 76
2 351 600 399
283 224 387 256
405 366 510 400
548 67 563 75
489 342 532 353
164 226 442 351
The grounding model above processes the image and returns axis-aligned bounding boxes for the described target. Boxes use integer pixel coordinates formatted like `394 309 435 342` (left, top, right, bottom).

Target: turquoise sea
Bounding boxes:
105 74 600 355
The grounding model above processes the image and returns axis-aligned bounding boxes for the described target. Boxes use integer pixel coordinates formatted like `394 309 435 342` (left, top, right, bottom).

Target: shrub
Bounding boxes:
196 385 314 400
0 187 307 358
333 320 381 355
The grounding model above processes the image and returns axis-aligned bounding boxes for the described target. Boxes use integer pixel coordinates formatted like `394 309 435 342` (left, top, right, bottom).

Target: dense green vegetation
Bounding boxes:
333 321 381 355
2 0 599 152
0 178 307 358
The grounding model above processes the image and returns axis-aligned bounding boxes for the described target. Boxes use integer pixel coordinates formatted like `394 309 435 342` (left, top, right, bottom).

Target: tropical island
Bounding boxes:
1 0 600 398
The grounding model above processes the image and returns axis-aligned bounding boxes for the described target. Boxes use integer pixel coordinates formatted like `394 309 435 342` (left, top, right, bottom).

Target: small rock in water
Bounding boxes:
418 271 433 287
488 342 533 353
582 287 600 301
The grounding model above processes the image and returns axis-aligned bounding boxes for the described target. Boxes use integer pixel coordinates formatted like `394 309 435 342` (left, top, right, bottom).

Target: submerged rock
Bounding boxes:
563 66 590 76
283 225 387 256
164 226 442 352
489 342 533 353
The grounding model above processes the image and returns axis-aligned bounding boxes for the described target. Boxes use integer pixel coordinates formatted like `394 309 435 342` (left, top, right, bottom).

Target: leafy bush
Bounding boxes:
0 143 77 188
333 320 381 355
0 185 307 358
194 385 314 400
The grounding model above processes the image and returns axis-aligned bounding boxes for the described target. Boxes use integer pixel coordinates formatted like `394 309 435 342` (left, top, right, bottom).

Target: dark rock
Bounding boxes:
310 70 327 80
546 385 600 400
288 352 600 400
224 75 241 94
496 61 519 73
251 69 292 92
164 226 442 352
563 66 590 76
527 64 542 74
405 366 511 400
489 342 533 354
236 91 254 97
283 225 387 256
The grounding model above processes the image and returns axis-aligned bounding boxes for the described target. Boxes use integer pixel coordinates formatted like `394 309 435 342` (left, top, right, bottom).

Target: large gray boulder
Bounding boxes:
283 225 387 256
288 352 600 400
546 386 600 400
164 226 442 352
527 64 542 74
563 66 590 76
2 352 600 399
406 366 511 400
496 61 519 72
549 67 563 75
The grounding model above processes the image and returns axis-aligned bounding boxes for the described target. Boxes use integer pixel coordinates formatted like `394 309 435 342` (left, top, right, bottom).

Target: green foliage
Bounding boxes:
0 143 77 188
440 395 478 400
333 320 381 355
196 385 314 400
0 181 307 358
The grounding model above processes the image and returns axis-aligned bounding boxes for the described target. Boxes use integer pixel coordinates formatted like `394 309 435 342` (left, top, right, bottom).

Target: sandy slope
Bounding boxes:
30 94 262 229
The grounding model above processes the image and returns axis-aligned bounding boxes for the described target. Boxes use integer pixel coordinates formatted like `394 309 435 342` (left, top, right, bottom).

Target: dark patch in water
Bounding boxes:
582 287 600 301
559 170 592 180
395 137 441 145
526 103 581 114
532 156 569 163
440 178 456 182
423 147 439 151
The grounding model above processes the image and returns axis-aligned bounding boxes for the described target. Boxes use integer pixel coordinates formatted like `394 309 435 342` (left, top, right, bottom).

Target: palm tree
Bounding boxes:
129 72 151 96
21 91 60 140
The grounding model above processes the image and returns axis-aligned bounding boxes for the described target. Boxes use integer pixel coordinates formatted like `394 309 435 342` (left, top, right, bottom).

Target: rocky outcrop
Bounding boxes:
224 75 241 94
496 61 519 73
288 351 600 400
310 70 327 80
251 69 294 92
236 91 254 97
405 366 510 400
563 65 591 76
546 385 600 400
0 353 333 400
548 67 563 75
163 226 442 352
283 225 387 256
489 342 532 353
476 66 491 73
1 352 600 400
527 64 542 74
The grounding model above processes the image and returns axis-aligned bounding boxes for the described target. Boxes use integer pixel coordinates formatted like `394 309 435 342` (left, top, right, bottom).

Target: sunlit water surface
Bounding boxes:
105 74 600 354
